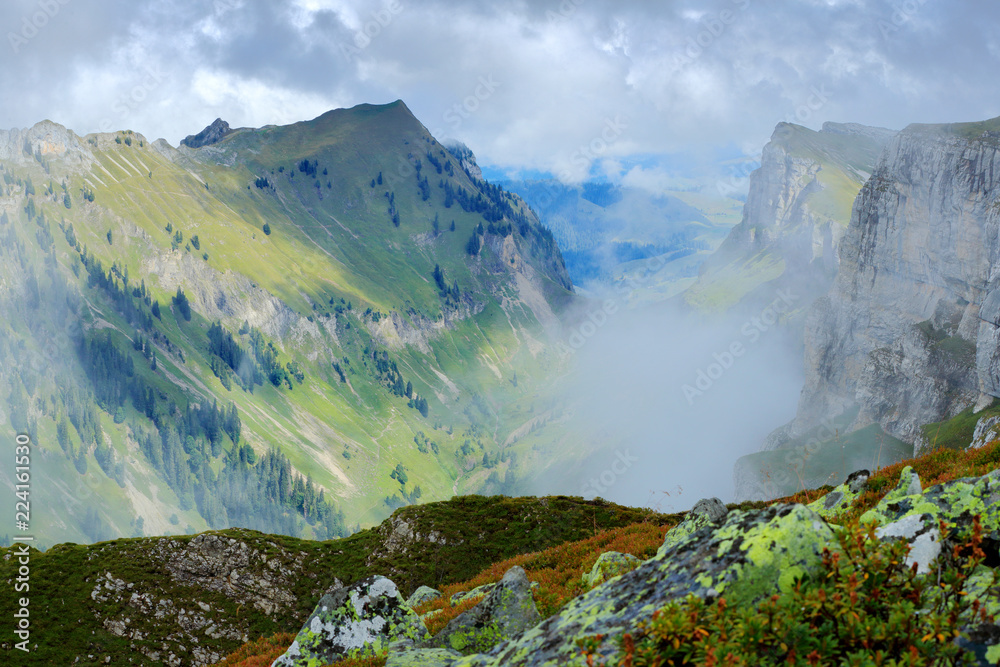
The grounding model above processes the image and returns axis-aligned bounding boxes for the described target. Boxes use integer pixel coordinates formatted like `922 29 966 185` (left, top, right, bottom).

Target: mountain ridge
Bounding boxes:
0 100 576 546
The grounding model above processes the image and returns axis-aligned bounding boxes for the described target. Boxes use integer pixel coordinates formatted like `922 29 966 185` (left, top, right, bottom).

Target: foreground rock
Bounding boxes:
583 552 641 588
806 469 870 519
451 504 835 666
857 467 1000 576
428 566 541 655
449 582 495 607
656 495 730 558
407 585 443 608
293 470 1000 666
272 576 429 666
387 646 464 667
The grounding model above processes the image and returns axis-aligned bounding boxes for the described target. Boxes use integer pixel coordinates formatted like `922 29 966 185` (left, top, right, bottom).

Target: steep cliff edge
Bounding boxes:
684 121 894 313
778 117 1000 453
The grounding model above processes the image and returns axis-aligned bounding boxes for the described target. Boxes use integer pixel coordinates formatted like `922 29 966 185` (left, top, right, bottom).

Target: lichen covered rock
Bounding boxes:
690 497 729 523
656 497 731 559
854 467 1000 581
861 468 1000 535
429 566 541 655
450 582 496 607
407 585 443 608
582 552 641 588
875 513 941 574
807 469 870 518
272 575 429 666
386 646 461 667
453 504 835 666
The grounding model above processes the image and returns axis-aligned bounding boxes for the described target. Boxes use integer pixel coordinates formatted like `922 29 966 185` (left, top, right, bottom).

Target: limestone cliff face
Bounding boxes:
687 121 892 312
723 126 829 269
786 119 1000 449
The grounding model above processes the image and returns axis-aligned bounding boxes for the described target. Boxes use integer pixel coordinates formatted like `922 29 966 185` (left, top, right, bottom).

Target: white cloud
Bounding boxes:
0 0 997 178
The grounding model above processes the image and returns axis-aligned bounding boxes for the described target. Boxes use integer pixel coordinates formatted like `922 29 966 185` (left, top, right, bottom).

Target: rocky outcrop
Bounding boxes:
181 118 232 148
445 141 483 182
272 576 430 666
805 468 870 518
687 121 892 313
782 119 1000 448
0 120 95 170
166 533 302 615
455 504 834 666
380 467 1000 666
427 566 541 655
80 529 330 667
582 551 641 588
406 585 443 608
973 415 1000 450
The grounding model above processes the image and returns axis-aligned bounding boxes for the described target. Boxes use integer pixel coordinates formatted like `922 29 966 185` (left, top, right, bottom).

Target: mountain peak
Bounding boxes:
181 117 232 148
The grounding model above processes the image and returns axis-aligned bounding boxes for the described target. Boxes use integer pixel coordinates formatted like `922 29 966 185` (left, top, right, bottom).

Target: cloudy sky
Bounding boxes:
1 0 997 182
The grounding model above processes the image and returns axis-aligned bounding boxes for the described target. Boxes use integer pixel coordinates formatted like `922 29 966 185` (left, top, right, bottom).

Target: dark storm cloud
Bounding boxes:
0 0 997 176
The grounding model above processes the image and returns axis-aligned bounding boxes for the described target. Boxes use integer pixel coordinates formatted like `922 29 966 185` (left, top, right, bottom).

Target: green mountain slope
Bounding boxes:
0 101 574 546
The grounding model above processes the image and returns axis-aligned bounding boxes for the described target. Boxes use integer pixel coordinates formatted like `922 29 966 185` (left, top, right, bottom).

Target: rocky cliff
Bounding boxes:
781 117 1000 451
685 121 894 313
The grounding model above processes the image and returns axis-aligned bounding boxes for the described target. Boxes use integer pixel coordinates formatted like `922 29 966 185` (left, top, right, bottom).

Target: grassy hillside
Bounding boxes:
0 101 577 547
0 496 668 665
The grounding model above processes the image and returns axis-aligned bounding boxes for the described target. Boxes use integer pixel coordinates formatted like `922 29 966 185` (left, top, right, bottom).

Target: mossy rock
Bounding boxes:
450 582 495 607
859 467 1000 576
452 504 837 666
273 575 430 666
583 551 642 588
386 646 461 666
429 566 541 655
806 469 870 519
407 585 443 608
862 468 1000 537
859 466 923 526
